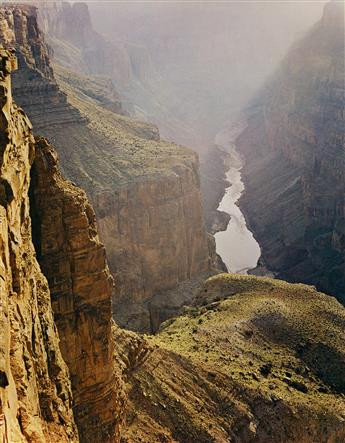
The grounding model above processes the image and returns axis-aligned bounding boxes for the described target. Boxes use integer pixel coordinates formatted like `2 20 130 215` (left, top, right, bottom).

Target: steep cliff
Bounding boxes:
238 1 345 302
38 1 132 90
0 47 78 443
54 65 214 332
37 1 203 148
0 5 85 132
0 46 126 442
30 137 126 442
0 4 215 333
1 44 344 441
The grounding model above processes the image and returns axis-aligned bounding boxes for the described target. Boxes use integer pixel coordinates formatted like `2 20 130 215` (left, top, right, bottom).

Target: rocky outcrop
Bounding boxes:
29 137 126 442
0 46 125 442
94 172 212 331
238 2 345 302
38 1 132 89
0 4 85 132
0 4 215 333
0 47 78 443
1 43 344 442
49 65 215 332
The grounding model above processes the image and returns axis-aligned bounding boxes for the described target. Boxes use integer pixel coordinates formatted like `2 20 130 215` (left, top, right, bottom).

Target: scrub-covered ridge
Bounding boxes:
120 274 345 442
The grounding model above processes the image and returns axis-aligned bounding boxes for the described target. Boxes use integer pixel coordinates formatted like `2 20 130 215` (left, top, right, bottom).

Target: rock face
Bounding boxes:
0 4 215 332
94 166 212 331
0 46 125 442
121 273 345 442
50 65 214 332
0 4 85 132
238 2 345 302
1 43 344 442
38 1 133 89
0 48 78 443
30 137 126 442
1 4 344 442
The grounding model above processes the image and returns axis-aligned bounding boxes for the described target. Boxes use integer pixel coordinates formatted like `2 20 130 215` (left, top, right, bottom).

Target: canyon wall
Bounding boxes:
238 1 345 302
37 1 204 149
0 47 78 443
30 137 126 442
0 5 85 132
1 34 345 443
38 1 133 90
53 68 214 332
0 4 214 332
0 46 125 442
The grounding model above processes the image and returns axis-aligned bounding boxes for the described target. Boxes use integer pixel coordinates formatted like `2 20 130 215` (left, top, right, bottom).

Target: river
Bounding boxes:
214 123 261 274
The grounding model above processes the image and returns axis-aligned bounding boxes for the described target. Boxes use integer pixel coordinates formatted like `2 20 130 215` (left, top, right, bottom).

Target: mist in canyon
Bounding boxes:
88 1 327 274
1 1 345 441
89 1 326 150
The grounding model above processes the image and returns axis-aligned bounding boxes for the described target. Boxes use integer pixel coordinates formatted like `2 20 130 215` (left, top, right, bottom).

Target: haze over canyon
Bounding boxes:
0 1 344 442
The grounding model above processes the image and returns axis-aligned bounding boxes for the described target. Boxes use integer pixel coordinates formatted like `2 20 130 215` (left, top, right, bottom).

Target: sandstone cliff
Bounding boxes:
30 137 126 442
0 47 78 443
1 45 344 440
237 1 345 303
1 4 344 442
0 46 125 442
0 5 86 132
0 4 215 333
55 66 213 332
37 1 205 149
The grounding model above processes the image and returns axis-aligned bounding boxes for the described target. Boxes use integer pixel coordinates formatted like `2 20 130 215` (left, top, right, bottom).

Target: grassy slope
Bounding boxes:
51 64 199 193
119 274 345 442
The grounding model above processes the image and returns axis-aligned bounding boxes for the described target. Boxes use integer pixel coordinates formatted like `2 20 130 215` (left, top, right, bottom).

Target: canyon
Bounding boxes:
1 59 344 437
237 1 345 303
1 2 345 442
0 4 216 333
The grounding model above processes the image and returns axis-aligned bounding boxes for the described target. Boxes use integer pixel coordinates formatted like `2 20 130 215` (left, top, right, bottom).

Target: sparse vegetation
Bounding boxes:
120 274 345 441
53 64 199 195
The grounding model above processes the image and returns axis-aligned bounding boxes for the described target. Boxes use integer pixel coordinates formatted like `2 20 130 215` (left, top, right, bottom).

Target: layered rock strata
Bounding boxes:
0 46 125 442
238 1 345 302
0 4 85 132
0 4 215 332
0 47 78 443
30 137 126 442
38 1 132 90
48 65 214 332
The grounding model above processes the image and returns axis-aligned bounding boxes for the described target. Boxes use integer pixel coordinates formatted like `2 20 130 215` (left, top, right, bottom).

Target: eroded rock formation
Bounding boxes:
0 47 78 443
0 47 125 442
30 137 126 442
0 4 85 132
38 1 132 91
0 4 215 332
1 43 344 443
238 1 345 302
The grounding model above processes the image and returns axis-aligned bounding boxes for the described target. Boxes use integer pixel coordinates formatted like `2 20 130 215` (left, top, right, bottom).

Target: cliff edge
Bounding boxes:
0 47 125 442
